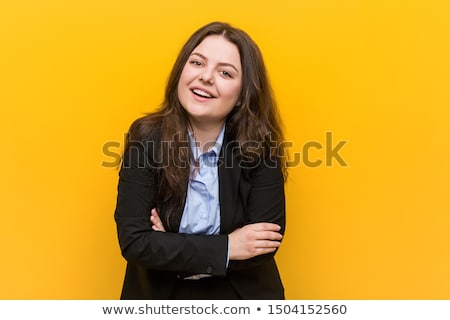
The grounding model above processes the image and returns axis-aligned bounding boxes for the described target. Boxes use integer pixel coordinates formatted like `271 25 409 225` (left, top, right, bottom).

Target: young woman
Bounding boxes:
114 21 287 299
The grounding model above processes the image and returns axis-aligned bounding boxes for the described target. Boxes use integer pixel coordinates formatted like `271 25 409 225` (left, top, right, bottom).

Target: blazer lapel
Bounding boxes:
218 137 242 234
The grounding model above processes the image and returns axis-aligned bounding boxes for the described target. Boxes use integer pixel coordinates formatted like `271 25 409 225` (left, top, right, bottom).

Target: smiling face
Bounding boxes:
177 35 242 129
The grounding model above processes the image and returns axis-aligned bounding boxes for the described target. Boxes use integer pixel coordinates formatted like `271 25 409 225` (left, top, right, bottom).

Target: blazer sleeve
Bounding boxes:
246 156 286 233
114 141 228 276
229 156 286 270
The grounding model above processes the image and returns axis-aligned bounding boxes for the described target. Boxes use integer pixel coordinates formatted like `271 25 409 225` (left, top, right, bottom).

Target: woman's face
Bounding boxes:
177 35 242 127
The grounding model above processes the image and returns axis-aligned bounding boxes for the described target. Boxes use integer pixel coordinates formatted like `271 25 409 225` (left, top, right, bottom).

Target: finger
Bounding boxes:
255 239 281 249
254 230 283 241
150 214 159 224
151 209 162 222
151 216 163 228
254 247 278 255
151 220 165 231
250 223 281 232
151 208 159 217
150 209 165 230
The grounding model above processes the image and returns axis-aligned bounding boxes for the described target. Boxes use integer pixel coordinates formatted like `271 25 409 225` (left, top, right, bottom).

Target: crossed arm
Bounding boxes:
115 142 285 274
150 208 283 260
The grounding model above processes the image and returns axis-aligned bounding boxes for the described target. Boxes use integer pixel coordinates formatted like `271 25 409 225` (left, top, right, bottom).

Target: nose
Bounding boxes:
199 67 214 84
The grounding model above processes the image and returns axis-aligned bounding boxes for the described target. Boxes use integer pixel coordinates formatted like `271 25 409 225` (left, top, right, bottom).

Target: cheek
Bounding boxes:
226 83 242 101
177 67 191 96
179 65 196 84
178 69 187 87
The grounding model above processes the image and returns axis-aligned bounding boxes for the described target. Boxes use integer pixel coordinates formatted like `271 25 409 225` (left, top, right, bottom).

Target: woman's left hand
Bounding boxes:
150 208 166 232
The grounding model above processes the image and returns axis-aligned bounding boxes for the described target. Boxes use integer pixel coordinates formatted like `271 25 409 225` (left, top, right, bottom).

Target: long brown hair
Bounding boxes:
125 21 287 230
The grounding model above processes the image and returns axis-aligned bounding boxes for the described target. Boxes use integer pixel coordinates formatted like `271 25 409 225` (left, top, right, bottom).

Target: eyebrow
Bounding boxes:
190 52 240 73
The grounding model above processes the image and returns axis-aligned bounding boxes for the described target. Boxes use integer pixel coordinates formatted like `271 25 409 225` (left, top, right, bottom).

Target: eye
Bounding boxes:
220 70 233 78
189 60 202 66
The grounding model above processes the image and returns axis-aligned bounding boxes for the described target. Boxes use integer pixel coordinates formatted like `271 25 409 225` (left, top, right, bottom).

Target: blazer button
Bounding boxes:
206 266 213 274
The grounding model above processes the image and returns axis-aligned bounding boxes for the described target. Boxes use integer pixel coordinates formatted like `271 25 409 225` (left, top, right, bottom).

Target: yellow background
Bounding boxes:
1 0 449 299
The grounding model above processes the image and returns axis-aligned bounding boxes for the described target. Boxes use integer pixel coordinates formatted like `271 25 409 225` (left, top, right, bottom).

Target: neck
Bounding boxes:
189 119 224 153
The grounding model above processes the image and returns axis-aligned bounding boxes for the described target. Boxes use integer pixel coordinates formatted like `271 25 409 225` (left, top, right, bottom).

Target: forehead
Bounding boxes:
191 35 241 69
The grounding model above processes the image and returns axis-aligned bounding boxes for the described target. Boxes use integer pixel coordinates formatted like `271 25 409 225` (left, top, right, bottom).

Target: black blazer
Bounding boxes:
114 132 286 299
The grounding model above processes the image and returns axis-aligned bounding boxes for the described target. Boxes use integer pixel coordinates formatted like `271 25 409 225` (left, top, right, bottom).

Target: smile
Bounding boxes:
192 88 215 98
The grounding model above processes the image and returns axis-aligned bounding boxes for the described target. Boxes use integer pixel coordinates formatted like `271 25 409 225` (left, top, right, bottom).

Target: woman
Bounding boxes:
114 21 287 299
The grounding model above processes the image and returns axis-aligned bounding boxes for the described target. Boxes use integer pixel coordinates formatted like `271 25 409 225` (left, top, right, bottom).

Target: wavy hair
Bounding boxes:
125 21 287 230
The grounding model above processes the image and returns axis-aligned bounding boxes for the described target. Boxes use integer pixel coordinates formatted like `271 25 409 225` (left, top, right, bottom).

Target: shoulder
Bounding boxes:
221 141 283 182
123 117 163 170
128 115 162 142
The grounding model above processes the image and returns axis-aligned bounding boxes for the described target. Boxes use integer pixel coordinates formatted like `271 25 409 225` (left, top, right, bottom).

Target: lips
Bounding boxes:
191 87 216 99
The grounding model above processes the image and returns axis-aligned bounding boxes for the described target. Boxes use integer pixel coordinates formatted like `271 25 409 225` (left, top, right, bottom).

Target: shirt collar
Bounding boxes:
188 124 225 160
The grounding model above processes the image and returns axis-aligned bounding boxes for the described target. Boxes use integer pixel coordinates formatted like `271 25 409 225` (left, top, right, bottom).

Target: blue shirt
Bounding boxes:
179 125 225 235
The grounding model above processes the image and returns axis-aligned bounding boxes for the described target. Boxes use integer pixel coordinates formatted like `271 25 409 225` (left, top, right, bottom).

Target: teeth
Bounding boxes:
193 89 212 98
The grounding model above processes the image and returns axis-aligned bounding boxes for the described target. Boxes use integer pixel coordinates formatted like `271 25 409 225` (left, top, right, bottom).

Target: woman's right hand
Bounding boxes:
150 208 166 232
228 223 283 260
